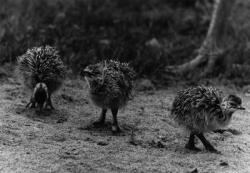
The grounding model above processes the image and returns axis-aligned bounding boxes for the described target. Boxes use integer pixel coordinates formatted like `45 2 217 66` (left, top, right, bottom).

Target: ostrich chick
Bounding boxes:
171 86 245 153
17 46 66 110
81 60 135 133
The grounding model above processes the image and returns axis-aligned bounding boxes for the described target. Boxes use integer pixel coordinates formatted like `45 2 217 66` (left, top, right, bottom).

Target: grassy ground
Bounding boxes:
0 72 249 173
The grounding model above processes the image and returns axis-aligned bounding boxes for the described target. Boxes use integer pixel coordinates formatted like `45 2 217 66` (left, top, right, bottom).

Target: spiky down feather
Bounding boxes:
84 60 135 109
170 86 228 132
17 45 66 94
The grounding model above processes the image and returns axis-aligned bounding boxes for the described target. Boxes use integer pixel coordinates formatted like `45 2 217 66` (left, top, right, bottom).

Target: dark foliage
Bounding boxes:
0 0 212 78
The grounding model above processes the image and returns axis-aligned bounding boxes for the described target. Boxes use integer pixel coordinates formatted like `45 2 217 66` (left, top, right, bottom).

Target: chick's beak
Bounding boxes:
237 105 245 110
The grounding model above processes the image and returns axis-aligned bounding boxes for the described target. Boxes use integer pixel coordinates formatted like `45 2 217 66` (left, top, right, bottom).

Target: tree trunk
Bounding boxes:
166 0 235 76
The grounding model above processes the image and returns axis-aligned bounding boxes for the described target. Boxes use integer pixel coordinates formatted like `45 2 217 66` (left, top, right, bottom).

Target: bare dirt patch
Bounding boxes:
0 77 249 172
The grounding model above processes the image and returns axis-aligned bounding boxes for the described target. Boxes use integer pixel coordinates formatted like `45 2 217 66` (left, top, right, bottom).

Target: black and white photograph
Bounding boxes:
0 0 249 172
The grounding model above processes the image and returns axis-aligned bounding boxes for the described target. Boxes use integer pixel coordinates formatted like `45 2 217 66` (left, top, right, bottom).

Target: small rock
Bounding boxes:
237 146 243 151
129 140 138 146
56 117 67 123
138 107 145 116
97 141 109 146
65 151 70 155
156 141 165 148
188 168 198 173
150 139 165 148
16 110 22 114
220 161 229 166
227 128 242 135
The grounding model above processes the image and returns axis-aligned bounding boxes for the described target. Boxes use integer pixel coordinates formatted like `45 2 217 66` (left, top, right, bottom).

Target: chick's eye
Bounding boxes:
230 103 237 108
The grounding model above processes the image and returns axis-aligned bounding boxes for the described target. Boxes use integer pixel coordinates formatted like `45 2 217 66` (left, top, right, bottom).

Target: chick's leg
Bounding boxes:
45 94 54 109
185 133 201 151
196 133 221 154
93 109 107 127
26 96 36 108
111 108 121 133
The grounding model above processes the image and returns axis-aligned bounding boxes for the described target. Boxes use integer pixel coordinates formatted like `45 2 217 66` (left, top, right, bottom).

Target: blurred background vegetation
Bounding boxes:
1 0 250 85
